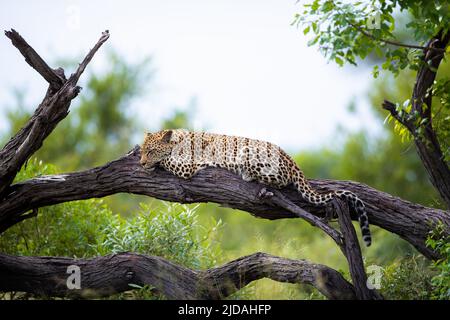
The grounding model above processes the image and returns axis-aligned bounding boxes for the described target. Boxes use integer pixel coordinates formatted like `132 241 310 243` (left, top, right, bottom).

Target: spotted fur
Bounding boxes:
141 129 371 246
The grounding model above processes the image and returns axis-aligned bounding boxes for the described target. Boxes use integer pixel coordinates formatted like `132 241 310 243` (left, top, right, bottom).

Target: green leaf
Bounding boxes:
335 56 344 66
372 65 379 78
303 26 310 35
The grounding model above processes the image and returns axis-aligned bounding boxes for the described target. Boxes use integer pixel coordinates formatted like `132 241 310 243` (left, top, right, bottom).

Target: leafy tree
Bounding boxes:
294 0 449 208
289 0 449 299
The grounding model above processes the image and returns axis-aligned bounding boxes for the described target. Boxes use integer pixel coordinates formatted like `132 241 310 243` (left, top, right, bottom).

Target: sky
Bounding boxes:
0 0 380 151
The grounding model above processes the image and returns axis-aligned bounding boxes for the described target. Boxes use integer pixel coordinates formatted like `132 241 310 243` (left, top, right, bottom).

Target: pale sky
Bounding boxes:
0 0 380 151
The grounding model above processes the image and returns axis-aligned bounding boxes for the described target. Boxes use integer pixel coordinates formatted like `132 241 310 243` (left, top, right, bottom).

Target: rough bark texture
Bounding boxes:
383 30 450 208
0 29 110 197
1 146 448 260
0 252 356 300
332 200 382 300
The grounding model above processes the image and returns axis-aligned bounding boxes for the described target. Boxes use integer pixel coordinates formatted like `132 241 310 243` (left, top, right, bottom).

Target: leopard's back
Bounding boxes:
163 130 294 187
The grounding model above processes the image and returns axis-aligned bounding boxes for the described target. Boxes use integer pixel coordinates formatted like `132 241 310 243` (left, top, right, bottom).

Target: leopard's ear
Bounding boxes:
161 130 173 143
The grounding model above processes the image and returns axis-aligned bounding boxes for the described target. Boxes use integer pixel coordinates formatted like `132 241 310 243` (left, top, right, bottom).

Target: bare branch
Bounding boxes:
69 30 110 84
4 29 65 89
0 30 110 197
0 252 356 300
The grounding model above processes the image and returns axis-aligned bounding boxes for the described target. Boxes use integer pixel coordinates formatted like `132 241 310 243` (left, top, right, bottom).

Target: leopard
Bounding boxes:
140 129 371 246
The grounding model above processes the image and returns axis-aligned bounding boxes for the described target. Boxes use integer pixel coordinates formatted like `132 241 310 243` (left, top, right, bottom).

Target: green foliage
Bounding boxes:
380 255 435 299
426 222 450 299
161 109 193 130
382 223 450 300
430 77 450 161
295 0 450 166
379 223 450 300
294 0 449 75
160 98 198 130
96 202 222 269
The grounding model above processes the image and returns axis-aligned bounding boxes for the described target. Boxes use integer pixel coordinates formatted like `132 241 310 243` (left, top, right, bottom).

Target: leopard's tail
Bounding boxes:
332 190 372 247
292 169 371 246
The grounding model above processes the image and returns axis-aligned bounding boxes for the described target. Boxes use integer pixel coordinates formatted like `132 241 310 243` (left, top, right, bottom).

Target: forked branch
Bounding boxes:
0 29 109 197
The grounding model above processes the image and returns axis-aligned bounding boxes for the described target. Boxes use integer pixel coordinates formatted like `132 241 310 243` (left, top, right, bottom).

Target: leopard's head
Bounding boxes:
140 130 174 170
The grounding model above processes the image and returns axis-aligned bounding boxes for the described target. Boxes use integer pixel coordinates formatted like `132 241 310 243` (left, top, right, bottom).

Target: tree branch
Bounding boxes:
69 30 110 85
348 21 445 52
0 29 109 198
1 146 448 260
382 99 415 132
382 30 450 208
4 29 65 89
332 199 382 300
0 252 356 300
257 187 343 246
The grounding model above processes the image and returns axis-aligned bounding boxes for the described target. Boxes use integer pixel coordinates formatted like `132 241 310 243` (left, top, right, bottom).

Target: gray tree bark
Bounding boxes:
0 252 356 300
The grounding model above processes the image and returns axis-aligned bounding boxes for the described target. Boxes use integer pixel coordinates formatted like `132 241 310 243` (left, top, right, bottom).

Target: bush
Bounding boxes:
380 255 435 300
426 222 450 300
380 222 450 300
95 202 222 269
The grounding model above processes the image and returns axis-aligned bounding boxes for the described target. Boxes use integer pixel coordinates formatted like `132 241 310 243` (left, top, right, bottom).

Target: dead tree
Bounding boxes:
0 29 448 300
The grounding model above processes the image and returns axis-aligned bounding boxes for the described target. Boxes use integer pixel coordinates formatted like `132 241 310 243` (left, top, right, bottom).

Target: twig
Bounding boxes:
69 30 110 84
347 20 445 53
381 99 415 132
